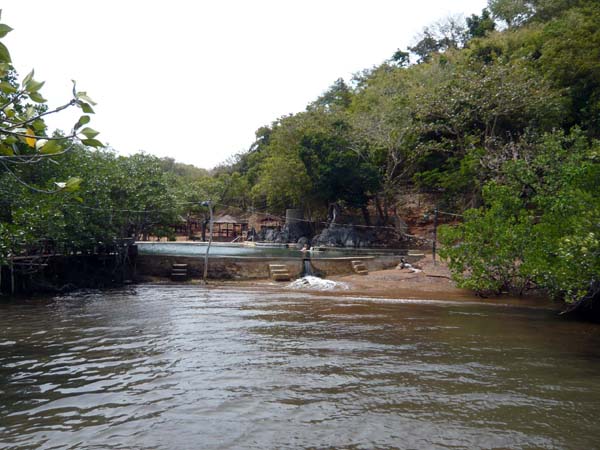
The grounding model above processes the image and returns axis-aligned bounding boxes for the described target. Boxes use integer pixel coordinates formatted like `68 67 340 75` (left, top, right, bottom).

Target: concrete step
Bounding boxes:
351 260 368 275
171 263 188 281
269 264 291 281
272 273 291 281
171 274 188 280
270 269 289 275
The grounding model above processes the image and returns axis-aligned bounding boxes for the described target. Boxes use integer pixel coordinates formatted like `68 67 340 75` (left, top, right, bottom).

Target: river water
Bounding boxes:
1 285 600 449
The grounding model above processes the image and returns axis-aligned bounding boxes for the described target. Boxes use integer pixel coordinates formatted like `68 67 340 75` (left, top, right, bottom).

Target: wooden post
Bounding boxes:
10 261 15 295
203 201 213 284
432 208 439 266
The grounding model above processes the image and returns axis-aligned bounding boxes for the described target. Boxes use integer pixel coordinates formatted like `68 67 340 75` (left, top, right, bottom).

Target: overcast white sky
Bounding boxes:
3 0 487 169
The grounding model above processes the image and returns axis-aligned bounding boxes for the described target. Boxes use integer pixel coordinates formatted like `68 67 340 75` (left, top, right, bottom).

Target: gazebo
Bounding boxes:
212 215 248 241
258 215 282 231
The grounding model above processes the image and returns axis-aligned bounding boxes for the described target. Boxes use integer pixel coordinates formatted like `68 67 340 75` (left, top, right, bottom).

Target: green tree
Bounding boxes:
0 12 102 264
350 64 420 223
537 4 600 136
409 16 468 63
410 54 564 206
488 0 535 26
440 129 600 303
466 9 496 39
310 78 353 111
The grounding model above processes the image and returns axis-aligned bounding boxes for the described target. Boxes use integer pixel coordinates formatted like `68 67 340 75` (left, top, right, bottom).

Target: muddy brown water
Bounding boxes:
1 285 600 449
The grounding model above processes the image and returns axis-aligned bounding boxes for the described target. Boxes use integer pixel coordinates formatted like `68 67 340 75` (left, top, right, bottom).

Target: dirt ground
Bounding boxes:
327 255 557 309
326 253 475 300
211 253 559 310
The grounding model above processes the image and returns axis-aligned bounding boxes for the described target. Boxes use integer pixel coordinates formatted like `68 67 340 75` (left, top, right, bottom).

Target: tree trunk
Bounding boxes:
375 194 385 224
201 218 209 241
361 204 371 227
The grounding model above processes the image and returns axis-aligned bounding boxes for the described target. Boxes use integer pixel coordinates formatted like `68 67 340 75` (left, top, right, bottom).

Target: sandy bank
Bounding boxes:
210 254 560 310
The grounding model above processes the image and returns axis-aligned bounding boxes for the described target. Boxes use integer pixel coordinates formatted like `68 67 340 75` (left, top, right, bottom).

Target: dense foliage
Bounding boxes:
1 1 599 306
223 0 598 305
439 130 599 302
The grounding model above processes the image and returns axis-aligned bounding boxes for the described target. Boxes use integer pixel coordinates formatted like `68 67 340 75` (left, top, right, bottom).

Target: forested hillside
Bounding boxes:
218 0 600 306
1 1 598 307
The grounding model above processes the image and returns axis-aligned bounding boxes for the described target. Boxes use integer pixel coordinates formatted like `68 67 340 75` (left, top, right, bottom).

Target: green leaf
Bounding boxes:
32 119 46 132
76 91 97 106
79 127 99 139
73 115 90 130
79 101 95 114
0 80 16 94
81 138 104 148
29 91 47 103
73 196 84 203
0 42 11 63
22 69 34 86
25 79 45 93
64 177 82 192
0 62 10 77
0 144 14 156
39 140 62 155
0 24 13 38
4 135 17 145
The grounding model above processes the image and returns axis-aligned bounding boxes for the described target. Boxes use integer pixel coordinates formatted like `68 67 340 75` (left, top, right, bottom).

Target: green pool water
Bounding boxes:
137 242 407 259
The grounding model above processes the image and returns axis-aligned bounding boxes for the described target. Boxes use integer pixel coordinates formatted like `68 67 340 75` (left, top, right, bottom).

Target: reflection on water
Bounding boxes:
1 286 600 449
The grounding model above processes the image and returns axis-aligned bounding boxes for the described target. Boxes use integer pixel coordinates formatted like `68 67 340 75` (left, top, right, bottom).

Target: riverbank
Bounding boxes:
197 253 561 311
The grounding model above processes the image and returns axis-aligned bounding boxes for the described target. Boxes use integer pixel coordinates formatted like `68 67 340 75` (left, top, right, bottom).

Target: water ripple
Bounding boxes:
1 285 600 449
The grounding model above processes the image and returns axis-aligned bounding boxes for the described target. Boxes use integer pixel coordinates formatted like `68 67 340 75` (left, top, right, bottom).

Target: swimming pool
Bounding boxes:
135 242 415 280
136 242 409 259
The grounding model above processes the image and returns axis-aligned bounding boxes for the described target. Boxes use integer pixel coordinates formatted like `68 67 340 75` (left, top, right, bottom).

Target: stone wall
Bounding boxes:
135 253 419 281
136 255 303 280
310 256 400 276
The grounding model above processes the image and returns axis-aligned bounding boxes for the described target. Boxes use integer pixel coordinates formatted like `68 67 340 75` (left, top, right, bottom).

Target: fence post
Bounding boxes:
202 201 213 284
432 208 439 266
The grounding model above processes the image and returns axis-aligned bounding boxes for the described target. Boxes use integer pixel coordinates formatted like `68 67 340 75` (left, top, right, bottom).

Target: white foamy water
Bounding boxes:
287 275 349 291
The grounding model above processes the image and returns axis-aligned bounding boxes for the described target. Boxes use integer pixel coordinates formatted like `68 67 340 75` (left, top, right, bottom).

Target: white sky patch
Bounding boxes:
3 0 487 169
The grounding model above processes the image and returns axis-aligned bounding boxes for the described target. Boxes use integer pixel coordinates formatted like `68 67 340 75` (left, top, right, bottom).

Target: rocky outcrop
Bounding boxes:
256 217 407 249
312 223 406 248
256 220 312 244
312 224 375 248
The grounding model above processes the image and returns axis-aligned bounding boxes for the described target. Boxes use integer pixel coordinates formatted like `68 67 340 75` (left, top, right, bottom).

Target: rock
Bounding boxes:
392 216 408 235
312 221 409 248
256 221 312 244
312 224 377 248
286 220 312 242
257 217 408 248
296 237 310 249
